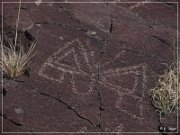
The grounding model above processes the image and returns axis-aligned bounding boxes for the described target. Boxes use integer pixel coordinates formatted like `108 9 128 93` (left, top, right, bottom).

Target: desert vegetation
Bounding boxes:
151 62 179 119
0 0 36 79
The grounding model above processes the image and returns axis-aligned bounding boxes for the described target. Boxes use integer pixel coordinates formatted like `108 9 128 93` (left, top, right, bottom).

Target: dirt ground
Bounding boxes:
0 0 180 134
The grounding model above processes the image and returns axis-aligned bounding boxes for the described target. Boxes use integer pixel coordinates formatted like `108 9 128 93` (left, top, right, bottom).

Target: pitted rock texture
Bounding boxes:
0 0 179 134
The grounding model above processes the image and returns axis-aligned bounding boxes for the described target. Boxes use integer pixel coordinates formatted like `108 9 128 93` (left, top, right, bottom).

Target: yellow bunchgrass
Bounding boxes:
0 37 36 79
0 0 37 79
151 63 180 117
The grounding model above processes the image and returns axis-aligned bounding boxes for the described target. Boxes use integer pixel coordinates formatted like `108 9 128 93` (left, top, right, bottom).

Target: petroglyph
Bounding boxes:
71 73 94 96
39 39 95 95
99 64 147 120
39 39 147 121
39 62 65 83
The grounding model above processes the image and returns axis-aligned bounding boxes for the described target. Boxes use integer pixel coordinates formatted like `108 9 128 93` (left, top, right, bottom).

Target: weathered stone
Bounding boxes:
1 1 178 133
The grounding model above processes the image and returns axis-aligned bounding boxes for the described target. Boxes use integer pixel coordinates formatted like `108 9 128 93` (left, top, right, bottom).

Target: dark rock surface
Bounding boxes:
0 0 179 134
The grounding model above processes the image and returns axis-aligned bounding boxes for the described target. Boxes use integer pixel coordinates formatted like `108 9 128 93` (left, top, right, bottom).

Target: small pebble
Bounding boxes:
15 107 24 114
87 31 97 36
59 37 64 40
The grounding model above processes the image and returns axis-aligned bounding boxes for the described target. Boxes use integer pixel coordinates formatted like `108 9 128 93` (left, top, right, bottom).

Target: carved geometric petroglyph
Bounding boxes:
99 64 147 120
38 62 65 83
39 39 95 95
39 39 147 121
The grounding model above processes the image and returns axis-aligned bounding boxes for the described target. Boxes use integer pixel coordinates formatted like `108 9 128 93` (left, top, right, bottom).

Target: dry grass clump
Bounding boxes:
151 63 179 117
0 0 37 79
0 36 36 79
